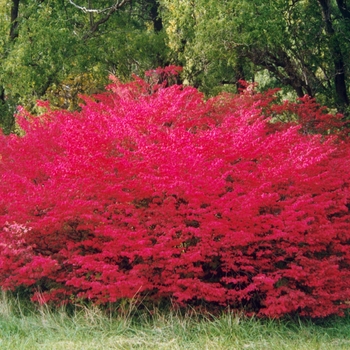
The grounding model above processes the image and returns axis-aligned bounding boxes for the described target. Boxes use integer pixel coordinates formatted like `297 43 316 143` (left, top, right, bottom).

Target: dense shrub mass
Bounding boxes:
0 68 350 318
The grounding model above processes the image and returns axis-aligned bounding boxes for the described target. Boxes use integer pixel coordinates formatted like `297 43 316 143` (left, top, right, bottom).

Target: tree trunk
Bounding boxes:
148 0 163 32
10 0 20 40
318 0 349 108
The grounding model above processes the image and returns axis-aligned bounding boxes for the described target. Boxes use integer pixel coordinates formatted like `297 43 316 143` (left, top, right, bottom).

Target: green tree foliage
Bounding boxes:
2 0 350 133
0 0 167 133
160 0 350 112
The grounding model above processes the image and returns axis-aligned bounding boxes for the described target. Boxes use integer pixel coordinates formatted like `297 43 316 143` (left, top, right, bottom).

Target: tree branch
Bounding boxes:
68 0 132 39
69 0 123 13
68 0 127 13
336 0 350 20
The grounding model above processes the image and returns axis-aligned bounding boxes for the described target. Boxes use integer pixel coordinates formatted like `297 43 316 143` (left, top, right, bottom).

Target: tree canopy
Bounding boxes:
161 0 350 108
0 0 167 132
1 0 350 132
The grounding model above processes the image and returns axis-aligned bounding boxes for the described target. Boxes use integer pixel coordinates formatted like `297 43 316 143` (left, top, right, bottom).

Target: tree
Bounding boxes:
0 0 168 132
160 0 350 112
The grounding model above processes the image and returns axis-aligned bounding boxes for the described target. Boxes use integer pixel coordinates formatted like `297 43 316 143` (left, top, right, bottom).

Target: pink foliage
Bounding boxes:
0 68 350 317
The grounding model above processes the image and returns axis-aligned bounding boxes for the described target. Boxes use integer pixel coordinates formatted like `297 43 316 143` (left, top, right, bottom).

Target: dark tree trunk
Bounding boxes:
318 0 349 108
334 52 349 106
10 0 20 40
235 57 246 92
148 0 163 32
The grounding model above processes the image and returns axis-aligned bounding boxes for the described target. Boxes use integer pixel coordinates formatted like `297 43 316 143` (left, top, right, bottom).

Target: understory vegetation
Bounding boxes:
0 292 350 349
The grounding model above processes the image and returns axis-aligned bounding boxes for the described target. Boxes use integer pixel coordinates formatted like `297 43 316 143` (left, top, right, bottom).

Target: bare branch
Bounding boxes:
68 0 132 39
68 0 129 14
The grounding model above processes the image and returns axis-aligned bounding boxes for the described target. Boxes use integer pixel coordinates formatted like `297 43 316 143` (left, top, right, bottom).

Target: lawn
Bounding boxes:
0 292 349 350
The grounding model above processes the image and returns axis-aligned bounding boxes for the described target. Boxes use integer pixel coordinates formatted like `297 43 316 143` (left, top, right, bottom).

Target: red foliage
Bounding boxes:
0 70 350 318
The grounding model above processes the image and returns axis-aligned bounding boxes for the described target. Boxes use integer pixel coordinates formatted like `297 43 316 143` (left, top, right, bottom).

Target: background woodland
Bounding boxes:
1 0 350 132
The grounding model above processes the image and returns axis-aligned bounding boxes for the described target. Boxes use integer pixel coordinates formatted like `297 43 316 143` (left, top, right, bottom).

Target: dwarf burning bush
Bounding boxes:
0 68 349 318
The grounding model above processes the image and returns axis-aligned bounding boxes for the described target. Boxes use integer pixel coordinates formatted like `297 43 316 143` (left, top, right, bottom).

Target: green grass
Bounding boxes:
0 292 349 349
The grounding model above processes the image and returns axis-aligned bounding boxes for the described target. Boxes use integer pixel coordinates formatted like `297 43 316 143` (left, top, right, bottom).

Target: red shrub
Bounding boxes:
0 69 349 318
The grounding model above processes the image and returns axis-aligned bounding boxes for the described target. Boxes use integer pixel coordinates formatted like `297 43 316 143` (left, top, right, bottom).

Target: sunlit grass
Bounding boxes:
0 291 349 349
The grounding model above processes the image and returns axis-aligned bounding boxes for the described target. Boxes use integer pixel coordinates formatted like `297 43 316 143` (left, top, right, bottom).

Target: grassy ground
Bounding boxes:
0 292 349 349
